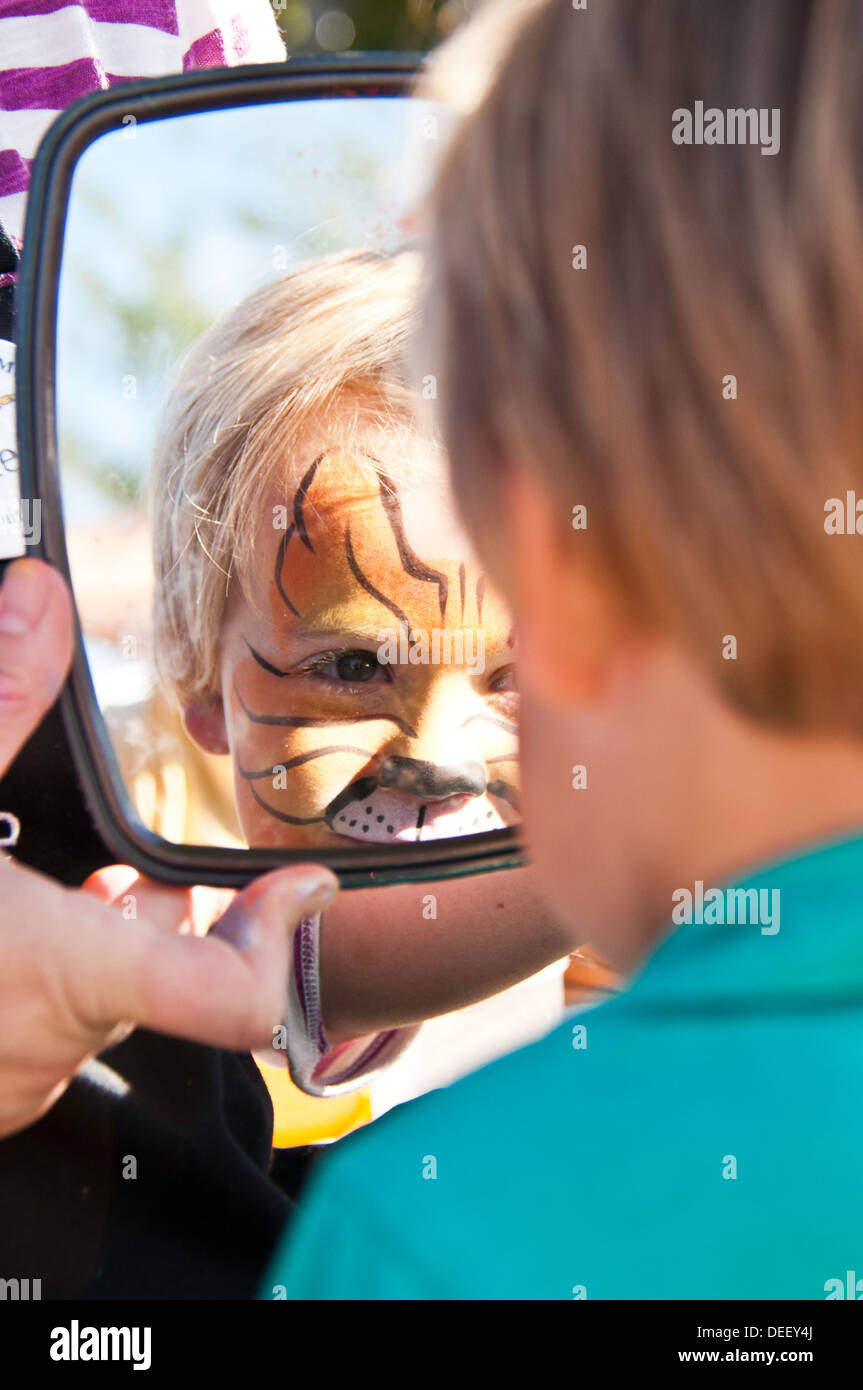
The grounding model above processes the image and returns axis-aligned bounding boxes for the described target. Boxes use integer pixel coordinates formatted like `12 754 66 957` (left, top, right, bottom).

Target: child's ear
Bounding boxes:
502 466 621 709
181 698 230 756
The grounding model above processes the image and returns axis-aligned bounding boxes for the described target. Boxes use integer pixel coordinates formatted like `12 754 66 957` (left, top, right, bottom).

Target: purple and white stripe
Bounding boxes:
0 0 286 247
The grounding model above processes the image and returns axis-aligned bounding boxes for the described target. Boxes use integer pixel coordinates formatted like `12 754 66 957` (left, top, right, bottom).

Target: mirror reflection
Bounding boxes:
56 98 520 852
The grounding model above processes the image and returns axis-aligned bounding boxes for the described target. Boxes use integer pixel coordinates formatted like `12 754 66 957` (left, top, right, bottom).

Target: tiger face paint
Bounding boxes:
191 442 520 850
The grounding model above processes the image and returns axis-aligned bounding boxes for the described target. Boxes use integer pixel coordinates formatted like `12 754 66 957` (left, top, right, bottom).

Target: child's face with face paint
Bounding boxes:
183 434 520 850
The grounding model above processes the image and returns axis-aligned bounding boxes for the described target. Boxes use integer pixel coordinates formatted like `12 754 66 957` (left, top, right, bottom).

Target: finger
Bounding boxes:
66 864 339 1050
81 866 233 937
80 865 140 903
135 866 339 1049
0 560 73 777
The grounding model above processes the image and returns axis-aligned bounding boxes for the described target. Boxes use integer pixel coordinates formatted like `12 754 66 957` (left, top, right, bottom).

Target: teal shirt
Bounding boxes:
262 833 863 1299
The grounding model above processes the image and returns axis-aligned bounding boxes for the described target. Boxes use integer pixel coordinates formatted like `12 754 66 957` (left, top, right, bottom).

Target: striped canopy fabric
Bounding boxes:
0 0 287 250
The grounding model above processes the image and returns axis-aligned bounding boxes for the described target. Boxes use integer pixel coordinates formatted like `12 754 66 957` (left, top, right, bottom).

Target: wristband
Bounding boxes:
276 911 420 1098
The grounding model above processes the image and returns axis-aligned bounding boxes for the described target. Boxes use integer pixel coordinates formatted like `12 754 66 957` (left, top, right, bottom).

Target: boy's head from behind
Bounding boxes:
423 0 863 965
152 250 519 849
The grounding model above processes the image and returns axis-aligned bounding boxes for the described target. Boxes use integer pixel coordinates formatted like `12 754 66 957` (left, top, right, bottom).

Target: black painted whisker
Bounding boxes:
233 679 417 737
237 745 371 780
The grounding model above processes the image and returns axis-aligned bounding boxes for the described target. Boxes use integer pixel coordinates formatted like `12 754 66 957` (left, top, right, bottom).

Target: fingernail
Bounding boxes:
211 873 337 952
292 872 338 907
0 563 49 635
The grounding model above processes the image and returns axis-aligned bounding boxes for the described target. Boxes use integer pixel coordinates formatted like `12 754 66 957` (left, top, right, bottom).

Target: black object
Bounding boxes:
0 209 111 882
0 1030 302 1299
15 55 525 891
0 701 112 883
0 218 17 340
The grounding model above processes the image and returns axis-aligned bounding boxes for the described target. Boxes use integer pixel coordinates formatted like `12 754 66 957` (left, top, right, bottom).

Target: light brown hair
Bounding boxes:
152 249 423 704
421 0 863 732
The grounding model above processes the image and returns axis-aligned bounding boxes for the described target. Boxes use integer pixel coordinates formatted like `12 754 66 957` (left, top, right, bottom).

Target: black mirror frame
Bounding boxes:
15 55 525 889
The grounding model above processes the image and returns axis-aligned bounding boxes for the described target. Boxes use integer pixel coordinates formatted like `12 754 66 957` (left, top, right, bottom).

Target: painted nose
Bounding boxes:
378 756 487 801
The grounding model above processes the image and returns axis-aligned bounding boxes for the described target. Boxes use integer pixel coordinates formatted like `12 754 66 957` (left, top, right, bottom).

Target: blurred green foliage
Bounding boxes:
273 0 472 54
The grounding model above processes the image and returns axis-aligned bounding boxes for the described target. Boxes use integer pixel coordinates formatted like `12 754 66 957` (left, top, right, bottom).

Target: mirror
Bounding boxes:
20 66 523 886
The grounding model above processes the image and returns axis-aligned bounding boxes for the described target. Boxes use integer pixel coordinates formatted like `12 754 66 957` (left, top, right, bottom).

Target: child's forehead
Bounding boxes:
262 432 474 559
233 434 501 636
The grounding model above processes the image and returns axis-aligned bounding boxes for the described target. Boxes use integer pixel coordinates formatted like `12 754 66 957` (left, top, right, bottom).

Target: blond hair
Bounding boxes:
422 0 863 734
152 249 422 705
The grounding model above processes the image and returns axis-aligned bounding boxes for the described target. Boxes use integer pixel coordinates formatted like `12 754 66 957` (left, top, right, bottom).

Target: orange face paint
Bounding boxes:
223 447 519 849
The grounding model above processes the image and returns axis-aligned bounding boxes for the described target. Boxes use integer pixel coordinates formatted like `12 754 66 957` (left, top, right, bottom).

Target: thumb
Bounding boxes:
0 559 74 777
129 865 340 1050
